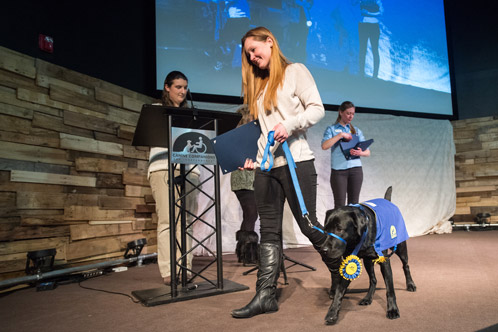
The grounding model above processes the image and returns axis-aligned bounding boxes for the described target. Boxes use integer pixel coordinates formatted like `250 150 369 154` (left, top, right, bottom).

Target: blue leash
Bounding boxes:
261 131 309 218
261 131 360 248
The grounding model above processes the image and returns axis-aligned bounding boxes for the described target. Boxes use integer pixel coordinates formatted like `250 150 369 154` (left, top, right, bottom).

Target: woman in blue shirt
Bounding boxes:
321 101 370 208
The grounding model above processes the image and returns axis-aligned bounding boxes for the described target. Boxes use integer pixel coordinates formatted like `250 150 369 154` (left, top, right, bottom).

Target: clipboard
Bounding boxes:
211 120 261 174
339 135 374 160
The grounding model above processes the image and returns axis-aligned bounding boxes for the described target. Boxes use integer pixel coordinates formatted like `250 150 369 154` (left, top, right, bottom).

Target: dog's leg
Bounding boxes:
359 258 377 305
395 242 416 292
325 278 351 325
328 268 341 299
379 259 400 320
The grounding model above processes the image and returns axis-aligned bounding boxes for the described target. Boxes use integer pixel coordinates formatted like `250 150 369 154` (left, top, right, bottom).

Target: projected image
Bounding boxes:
156 0 452 116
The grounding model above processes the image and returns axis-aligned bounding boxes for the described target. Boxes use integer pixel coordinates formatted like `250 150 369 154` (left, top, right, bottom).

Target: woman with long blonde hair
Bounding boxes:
231 27 336 319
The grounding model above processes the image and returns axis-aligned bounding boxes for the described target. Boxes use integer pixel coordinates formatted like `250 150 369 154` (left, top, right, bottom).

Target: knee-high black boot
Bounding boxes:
231 243 281 318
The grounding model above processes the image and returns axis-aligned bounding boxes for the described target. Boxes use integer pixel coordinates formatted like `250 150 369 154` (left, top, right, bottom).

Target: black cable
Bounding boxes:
78 279 142 304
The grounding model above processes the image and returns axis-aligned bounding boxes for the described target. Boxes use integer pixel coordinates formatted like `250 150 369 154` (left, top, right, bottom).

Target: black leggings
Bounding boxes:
330 167 364 208
253 160 326 247
234 189 258 232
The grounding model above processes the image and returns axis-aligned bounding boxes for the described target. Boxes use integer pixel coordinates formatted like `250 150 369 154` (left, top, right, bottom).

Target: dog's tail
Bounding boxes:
384 186 393 202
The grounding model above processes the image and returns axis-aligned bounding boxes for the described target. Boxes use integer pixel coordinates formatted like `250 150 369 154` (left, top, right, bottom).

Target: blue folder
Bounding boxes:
211 120 261 174
339 134 374 160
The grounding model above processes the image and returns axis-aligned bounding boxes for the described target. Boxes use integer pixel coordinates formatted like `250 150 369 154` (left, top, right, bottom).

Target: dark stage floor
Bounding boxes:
1 229 498 332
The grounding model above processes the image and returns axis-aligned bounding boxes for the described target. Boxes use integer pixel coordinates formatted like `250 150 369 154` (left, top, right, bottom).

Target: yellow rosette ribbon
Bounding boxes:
340 255 362 281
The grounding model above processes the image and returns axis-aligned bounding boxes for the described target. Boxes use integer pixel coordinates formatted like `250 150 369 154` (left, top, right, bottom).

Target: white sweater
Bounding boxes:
255 63 325 168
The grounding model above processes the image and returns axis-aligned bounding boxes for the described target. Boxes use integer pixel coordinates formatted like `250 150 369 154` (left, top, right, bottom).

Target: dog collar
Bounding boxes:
312 225 347 244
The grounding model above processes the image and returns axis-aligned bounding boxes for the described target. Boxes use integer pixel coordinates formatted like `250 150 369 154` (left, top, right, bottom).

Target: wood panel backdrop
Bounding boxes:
452 116 498 225
0 46 156 281
0 46 497 281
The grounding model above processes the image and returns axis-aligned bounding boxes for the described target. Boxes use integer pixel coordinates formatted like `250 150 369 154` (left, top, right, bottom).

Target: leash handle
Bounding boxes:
260 131 309 218
260 131 275 172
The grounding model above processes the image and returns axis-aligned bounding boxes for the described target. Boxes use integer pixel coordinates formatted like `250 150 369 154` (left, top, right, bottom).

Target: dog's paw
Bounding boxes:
325 305 341 325
358 297 372 306
386 308 400 320
325 312 339 325
407 282 417 292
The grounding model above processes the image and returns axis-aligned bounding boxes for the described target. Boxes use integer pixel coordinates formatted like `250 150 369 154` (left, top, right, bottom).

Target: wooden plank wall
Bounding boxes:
0 46 157 280
452 116 498 224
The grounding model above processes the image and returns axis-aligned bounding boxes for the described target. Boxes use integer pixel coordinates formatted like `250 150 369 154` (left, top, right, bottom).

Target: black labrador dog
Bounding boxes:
320 187 416 325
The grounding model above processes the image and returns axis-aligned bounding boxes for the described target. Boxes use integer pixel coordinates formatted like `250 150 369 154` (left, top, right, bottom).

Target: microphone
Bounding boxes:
187 89 197 121
187 89 195 109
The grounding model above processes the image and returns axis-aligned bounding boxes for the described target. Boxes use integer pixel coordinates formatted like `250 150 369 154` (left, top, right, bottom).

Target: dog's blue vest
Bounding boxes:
360 199 409 256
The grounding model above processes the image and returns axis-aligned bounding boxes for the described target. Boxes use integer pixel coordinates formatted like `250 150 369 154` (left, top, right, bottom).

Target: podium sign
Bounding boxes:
171 127 217 165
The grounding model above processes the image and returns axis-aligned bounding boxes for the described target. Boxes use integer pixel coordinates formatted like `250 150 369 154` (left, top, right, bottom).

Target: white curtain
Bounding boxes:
193 111 456 255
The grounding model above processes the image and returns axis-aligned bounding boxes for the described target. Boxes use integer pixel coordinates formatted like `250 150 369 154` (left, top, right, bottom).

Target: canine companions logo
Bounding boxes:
390 225 397 239
174 133 212 154
171 130 217 165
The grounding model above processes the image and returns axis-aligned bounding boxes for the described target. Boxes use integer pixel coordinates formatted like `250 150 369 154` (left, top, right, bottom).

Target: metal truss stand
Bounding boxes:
131 107 248 306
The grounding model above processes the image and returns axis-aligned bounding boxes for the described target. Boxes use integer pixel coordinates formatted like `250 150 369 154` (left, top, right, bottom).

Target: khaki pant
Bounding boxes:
150 169 200 278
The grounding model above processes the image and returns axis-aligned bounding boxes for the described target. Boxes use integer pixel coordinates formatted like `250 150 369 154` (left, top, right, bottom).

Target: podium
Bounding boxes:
131 104 249 306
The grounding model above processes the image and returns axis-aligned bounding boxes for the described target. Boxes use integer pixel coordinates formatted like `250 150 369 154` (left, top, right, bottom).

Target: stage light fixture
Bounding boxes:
124 238 147 259
475 213 491 225
25 248 56 275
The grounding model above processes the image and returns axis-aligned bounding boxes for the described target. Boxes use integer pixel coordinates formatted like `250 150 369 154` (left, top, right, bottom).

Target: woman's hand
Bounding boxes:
272 123 289 143
350 147 371 157
350 148 363 157
322 131 351 150
341 132 352 141
239 158 255 170
349 148 365 157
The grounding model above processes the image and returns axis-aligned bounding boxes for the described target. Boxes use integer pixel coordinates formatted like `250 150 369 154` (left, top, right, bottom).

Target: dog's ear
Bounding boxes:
351 209 368 237
324 209 334 227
